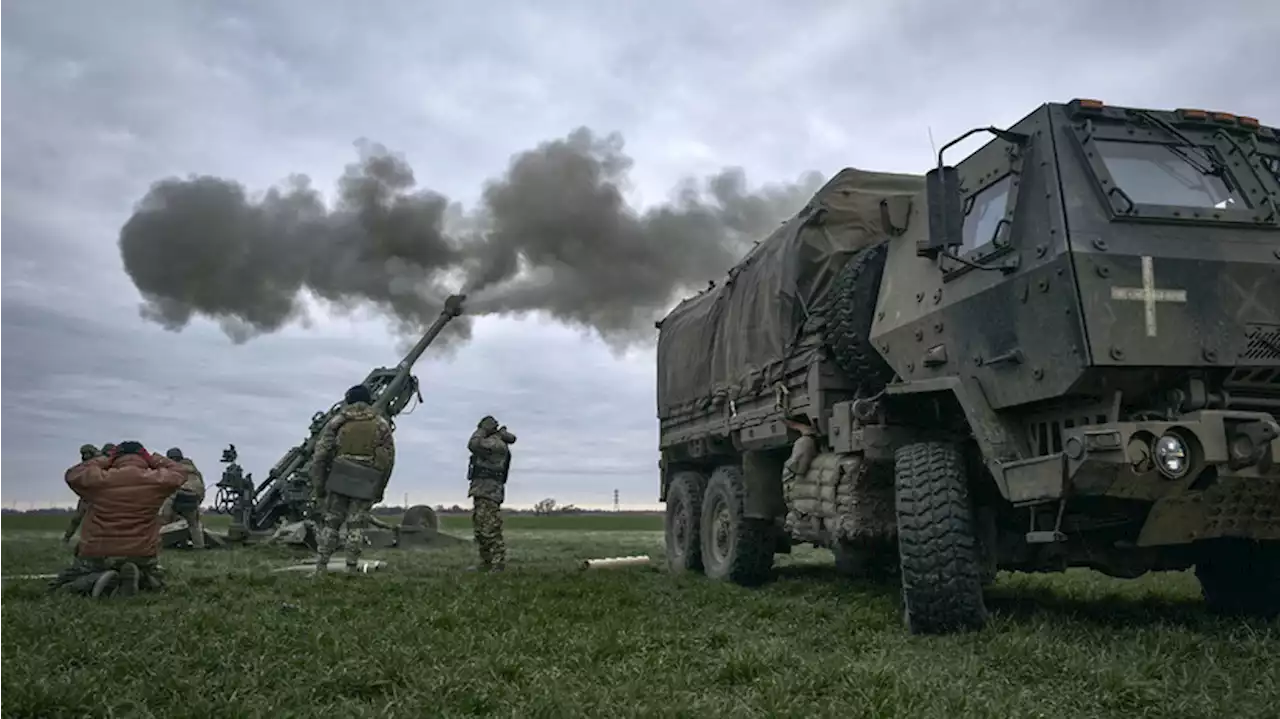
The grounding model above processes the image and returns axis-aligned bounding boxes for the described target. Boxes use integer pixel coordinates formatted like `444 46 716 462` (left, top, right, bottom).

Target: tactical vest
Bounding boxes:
467 454 510 483
173 460 205 511
325 415 386 500
336 417 379 458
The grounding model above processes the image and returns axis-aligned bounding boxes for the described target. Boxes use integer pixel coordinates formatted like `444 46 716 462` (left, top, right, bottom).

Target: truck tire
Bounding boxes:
1195 539 1280 619
823 242 894 390
700 465 775 586
665 471 707 573
894 441 988 634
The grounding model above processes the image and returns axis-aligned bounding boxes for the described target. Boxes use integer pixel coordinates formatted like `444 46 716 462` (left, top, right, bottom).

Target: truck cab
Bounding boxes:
656 100 1279 634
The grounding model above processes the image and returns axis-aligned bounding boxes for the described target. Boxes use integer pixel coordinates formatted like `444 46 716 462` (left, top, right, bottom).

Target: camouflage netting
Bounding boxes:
655 168 924 419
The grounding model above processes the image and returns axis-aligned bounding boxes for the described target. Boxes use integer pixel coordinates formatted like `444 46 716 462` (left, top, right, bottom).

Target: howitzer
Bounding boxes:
220 294 466 544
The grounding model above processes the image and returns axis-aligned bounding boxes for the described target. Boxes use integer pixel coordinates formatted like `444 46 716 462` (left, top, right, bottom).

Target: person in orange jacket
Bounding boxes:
47 440 186 598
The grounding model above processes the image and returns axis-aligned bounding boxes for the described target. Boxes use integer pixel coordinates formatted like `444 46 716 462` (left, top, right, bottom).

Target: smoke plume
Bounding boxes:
118 128 823 350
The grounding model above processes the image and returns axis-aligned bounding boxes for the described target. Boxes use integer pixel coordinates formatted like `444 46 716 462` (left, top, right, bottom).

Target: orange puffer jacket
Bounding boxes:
66 451 186 558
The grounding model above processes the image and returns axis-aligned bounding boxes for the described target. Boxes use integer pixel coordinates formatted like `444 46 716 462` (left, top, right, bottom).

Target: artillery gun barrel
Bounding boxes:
371 293 465 414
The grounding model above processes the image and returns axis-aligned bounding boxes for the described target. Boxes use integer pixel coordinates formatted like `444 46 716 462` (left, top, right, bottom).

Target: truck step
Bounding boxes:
1025 530 1067 545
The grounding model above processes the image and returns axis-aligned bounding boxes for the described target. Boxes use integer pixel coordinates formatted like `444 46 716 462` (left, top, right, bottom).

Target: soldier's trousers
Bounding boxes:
316 493 373 567
48 556 164 595
473 497 506 567
160 495 206 549
64 499 88 540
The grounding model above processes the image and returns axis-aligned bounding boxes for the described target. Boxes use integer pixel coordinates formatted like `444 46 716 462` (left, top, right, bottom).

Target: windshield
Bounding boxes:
1093 140 1249 210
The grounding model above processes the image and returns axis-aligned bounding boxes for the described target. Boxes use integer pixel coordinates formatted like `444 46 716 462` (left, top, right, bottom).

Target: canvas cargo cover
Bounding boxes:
656 168 925 419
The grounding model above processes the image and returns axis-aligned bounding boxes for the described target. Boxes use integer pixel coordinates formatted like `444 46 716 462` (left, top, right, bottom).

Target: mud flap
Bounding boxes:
743 450 787 520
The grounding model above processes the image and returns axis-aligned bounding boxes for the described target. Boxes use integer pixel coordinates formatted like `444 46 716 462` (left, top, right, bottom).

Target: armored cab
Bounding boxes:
656 100 1280 634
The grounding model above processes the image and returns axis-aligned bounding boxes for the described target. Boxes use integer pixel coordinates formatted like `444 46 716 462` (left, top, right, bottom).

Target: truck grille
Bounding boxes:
1244 324 1280 361
1028 412 1110 456
1226 366 1280 391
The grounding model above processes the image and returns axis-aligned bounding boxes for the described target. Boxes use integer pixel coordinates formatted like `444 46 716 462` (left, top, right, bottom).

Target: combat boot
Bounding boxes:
91 570 119 598
116 562 141 597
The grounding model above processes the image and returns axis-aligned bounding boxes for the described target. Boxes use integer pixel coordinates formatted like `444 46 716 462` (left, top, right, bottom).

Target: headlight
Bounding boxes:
1153 433 1190 479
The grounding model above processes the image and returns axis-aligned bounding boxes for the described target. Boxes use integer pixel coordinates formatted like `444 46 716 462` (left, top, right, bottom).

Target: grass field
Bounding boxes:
3 512 1277 718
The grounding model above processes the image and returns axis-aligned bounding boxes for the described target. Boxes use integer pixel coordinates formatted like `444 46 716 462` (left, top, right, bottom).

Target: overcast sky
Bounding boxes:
3 0 1275 510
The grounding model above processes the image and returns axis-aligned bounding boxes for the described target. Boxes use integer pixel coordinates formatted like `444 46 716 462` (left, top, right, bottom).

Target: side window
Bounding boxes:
961 174 1012 253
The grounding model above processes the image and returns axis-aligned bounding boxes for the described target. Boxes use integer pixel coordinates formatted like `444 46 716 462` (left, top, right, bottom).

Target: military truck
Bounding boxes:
655 100 1280 634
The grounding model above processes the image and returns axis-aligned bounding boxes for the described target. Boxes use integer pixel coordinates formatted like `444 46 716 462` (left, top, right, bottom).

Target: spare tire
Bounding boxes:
822 242 894 391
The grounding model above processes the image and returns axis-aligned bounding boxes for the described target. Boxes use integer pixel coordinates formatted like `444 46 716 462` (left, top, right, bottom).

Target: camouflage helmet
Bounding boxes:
79 444 99 460
166 447 184 460
101 443 117 456
478 415 499 432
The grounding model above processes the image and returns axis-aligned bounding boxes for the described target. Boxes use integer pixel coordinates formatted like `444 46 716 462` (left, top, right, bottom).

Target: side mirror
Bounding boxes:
918 125 1030 259
921 165 963 258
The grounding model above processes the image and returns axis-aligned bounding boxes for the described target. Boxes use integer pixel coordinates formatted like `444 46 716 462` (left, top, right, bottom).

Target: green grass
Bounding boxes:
1 511 664 534
3 514 1277 719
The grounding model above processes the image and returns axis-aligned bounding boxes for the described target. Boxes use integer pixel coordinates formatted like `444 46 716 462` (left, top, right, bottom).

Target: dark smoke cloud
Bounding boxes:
118 128 823 349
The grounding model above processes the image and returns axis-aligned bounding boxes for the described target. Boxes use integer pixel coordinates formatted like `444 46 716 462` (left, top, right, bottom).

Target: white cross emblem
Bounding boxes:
1109 256 1187 337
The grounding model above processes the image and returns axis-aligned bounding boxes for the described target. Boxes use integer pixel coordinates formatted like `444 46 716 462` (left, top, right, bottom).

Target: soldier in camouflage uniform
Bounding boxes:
63 444 100 546
161 447 207 549
309 385 396 574
467 416 517 572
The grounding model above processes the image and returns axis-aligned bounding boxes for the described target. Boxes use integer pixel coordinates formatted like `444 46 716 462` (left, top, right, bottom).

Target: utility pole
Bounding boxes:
613 489 620 513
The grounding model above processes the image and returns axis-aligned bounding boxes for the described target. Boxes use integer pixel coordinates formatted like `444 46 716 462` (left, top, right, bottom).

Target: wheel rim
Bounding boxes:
709 497 732 564
671 497 688 559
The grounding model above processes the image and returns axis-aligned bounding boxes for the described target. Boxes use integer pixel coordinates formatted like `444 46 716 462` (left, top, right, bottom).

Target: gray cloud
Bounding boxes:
3 0 1275 508
117 127 821 351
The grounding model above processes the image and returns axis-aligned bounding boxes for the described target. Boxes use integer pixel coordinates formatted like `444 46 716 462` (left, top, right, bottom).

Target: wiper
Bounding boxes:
1132 110 1229 179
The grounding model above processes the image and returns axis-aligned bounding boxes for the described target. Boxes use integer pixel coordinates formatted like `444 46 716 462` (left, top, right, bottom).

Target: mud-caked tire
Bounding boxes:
822 242 895 391
1195 539 1280 619
894 441 988 634
665 471 708 573
700 465 776 586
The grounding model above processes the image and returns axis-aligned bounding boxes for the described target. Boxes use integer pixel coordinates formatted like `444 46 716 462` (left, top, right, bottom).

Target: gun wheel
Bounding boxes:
401 504 439 532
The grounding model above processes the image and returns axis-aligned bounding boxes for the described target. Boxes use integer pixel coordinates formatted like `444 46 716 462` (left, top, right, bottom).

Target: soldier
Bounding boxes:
48 441 186 598
308 384 396 574
162 447 207 549
62 444 100 546
466 415 517 572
